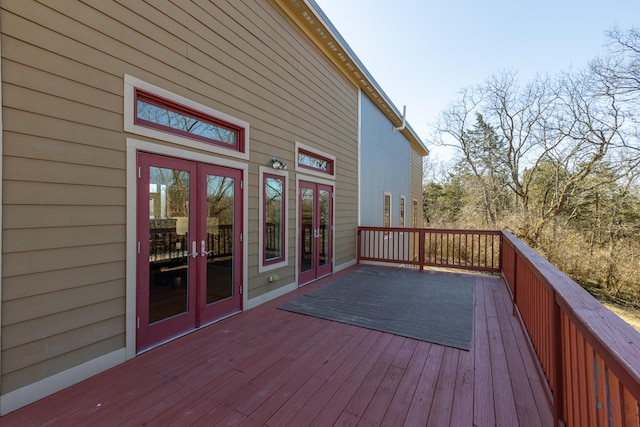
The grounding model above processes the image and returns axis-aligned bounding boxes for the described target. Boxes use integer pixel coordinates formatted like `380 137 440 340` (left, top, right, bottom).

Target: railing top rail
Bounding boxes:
358 226 501 235
501 230 640 398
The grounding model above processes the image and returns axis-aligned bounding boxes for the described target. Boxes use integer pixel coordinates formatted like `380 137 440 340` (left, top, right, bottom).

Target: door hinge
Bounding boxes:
240 180 243 190
138 166 141 179
137 317 140 329
239 285 243 295
239 233 243 242
137 241 141 254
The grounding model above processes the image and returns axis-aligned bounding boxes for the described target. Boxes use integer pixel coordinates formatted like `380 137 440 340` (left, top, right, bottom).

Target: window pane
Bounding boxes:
298 152 329 171
265 176 284 262
384 194 391 227
137 99 237 145
400 197 405 227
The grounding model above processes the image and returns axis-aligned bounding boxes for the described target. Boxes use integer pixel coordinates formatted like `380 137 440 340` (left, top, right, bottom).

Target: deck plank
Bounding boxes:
493 275 551 426
0 266 552 427
380 340 431 426
484 276 520 426
473 280 497 426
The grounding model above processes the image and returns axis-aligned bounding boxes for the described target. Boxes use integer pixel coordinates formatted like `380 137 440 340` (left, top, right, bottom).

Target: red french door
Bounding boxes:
299 181 333 285
136 153 243 352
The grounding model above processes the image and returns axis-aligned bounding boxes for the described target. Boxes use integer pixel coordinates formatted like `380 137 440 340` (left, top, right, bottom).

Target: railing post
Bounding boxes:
419 229 425 271
552 293 565 427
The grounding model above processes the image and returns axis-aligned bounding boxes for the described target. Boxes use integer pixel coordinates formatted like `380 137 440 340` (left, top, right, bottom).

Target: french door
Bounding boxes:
299 181 333 284
136 153 243 352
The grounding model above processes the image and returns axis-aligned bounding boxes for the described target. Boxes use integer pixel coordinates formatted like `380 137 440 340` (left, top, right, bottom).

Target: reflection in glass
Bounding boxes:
319 189 329 267
298 152 329 171
265 176 284 262
136 97 236 146
301 187 314 273
205 175 235 304
148 166 190 324
384 194 391 227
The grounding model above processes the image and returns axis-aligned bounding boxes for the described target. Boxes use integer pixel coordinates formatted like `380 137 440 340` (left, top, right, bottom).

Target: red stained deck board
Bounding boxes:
485 277 520 426
307 333 395 426
380 340 432 426
265 328 384 426
449 339 474 426
150 318 331 425
333 335 408 425
493 276 551 426
426 346 460 426
245 325 368 425
1 267 553 427
403 343 446 425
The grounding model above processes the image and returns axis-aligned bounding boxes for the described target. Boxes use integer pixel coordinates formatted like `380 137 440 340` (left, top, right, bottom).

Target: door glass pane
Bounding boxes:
301 187 314 273
319 189 330 267
264 176 284 262
205 175 234 304
148 166 190 324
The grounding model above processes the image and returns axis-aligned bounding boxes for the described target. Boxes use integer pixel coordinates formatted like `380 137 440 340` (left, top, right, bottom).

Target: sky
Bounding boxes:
313 0 640 160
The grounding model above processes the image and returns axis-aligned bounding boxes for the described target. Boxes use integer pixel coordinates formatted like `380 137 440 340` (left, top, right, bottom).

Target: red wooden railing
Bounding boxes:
357 227 501 273
502 230 640 427
357 227 640 427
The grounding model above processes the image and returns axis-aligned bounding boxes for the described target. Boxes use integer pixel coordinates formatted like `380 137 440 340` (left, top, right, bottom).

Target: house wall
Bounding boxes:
410 147 424 227
359 93 411 227
0 0 358 406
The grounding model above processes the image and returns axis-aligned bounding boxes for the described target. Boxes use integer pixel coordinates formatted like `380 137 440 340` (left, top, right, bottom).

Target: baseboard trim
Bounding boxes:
0 348 126 416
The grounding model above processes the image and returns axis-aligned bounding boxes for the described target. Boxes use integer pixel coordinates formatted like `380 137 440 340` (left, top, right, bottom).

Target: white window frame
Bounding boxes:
259 166 289 273
124 74 250 160
383 191 392 227
294 141 336 180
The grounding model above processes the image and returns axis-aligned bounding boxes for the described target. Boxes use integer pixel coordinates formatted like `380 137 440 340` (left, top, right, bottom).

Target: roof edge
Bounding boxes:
272 0 428 156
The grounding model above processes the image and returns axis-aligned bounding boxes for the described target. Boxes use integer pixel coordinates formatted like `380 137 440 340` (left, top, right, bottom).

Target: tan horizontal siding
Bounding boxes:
1 262 125 301
3 243 124 278
0 0 358 394
2 298 124 350
3 225 124 253
410 148 424 226
2 336 123 395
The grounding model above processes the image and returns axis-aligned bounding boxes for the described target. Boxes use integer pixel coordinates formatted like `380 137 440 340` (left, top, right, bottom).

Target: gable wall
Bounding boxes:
0 0 358 397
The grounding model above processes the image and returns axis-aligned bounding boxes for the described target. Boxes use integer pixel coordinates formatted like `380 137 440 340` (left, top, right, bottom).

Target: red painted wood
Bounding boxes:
1 267 553 426
473 283 497 426
426 346 459 426
404 344 446 424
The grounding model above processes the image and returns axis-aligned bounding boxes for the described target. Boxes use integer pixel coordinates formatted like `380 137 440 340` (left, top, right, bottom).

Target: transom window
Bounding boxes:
134 89 244 152
297 149 334 175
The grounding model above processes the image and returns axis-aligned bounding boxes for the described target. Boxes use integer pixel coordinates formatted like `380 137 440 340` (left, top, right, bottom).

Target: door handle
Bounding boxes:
201 240 213 257
189 241 198 258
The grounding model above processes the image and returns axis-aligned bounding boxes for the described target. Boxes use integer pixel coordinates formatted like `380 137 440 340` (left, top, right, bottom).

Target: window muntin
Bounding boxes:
263 173 286 265
297 149 334 175
135 89 243 152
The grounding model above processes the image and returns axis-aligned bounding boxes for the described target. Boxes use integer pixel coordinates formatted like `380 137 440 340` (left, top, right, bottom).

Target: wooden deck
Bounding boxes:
1 266 552 426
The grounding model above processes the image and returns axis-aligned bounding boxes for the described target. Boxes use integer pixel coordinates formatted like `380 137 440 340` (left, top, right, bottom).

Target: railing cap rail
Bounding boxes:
501 229 640 397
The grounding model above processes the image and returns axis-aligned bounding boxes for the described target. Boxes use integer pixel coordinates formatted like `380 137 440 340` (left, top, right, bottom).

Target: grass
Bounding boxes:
603 302 640 333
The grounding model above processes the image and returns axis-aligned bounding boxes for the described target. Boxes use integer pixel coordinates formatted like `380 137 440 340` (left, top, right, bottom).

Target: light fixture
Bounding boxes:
271 157 287 170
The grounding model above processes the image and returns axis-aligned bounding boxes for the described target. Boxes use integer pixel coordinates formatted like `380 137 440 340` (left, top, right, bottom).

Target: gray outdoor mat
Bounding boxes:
279 267 475 350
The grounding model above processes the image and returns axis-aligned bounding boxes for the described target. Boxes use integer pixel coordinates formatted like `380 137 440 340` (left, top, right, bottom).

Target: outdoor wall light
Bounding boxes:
271 157 287 170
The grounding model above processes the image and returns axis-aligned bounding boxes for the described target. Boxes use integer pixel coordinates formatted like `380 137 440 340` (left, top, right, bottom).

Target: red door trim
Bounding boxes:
298 180 333 285
136 152 243 353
